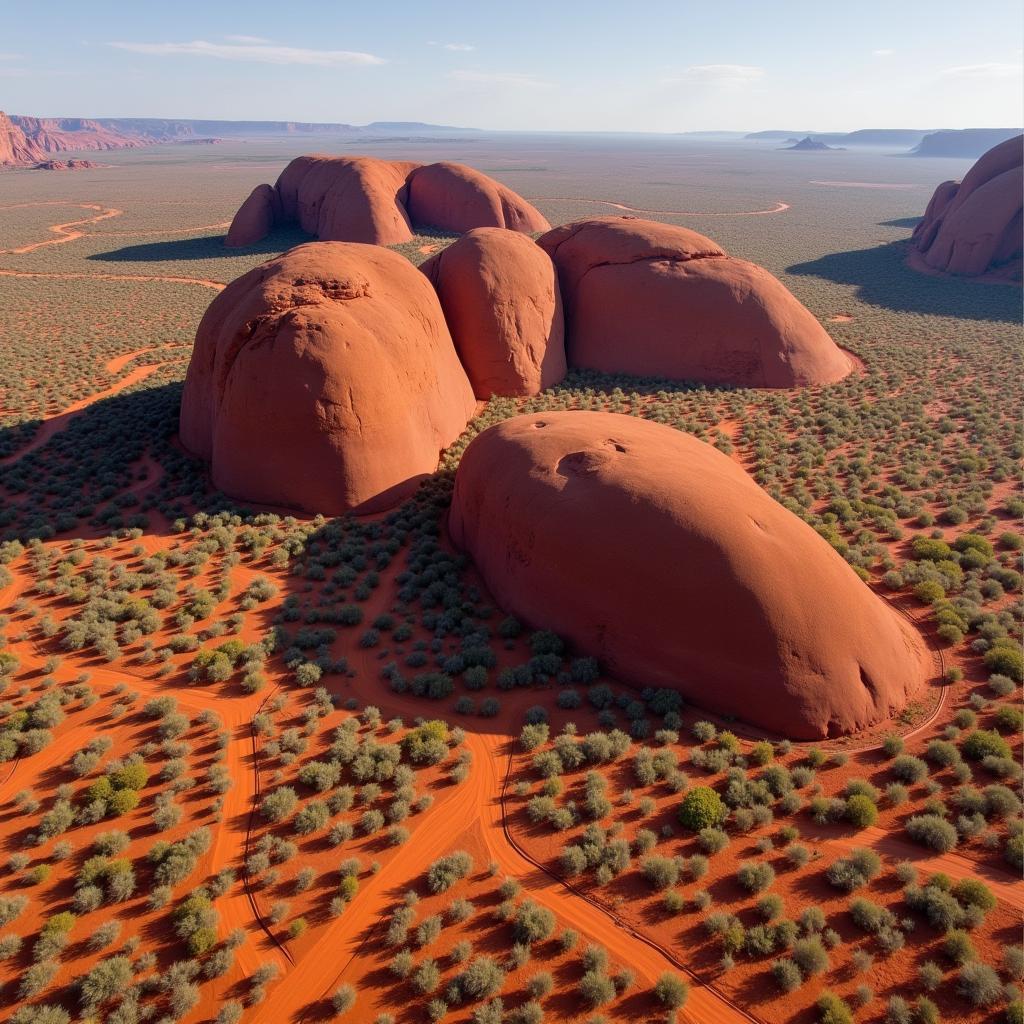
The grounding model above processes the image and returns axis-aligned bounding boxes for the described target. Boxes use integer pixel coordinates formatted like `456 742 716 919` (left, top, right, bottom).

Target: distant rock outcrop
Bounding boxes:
449 411 931 739
179 241 475 515
911 135 1023 279
32 159 101 171
421 228 566 398
537 217 852 387
0 113 152 166
910 128 1022 159
224 155 549 248
783 136 838 151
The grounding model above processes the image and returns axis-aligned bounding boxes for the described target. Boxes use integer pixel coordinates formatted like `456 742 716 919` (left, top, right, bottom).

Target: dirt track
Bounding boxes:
533 196 791 217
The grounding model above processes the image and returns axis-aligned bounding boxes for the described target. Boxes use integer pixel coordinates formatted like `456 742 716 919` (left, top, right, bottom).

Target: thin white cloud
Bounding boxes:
447 69 549 88
872 49 895 57
108 39 386 66
0 52 24 61
665 64 764 86
444 43 475 51
0 67 28 78
225 35 272 45
941 62 1022 79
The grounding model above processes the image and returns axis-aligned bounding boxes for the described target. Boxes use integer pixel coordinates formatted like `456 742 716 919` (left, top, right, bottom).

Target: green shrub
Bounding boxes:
961 729 1012 762
678 786 725 831
817 991 853 1024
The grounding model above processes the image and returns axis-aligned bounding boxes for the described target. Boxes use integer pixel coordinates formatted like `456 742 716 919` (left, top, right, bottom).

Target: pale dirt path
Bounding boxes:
0 555 290 981
0 202 123 254
0 268 225 290
243 575 755 1024
532 196 791 217
104 344 190 375
0 359 186 467
0 200 230 253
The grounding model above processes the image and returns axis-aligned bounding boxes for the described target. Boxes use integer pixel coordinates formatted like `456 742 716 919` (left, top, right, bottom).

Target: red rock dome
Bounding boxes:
180 241 475 514
225 154 549 248
911 135 1023 279
225 183 279 247
421 228 566 398
406 162 550 235
537 217 852 388
449 411 930 739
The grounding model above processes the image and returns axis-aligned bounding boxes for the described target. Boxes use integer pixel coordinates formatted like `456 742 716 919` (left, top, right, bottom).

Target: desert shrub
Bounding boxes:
826 848 881 890
427 851 473 893
331 984 356 1015
906 814 958 852
892 756 928 783
943 929 976 965
816 992 854 1024
792 937 830 977
845 794 878 828
404 721 449 765
259 786 298 823
962 729 1012 762
579 969 615 1007
697 827 729 854
678 786 725 831
513 901 555 944
737 861 775 893
958 961 1003 1006
641 856 680 891
772 958 802 992
653 972 688 1009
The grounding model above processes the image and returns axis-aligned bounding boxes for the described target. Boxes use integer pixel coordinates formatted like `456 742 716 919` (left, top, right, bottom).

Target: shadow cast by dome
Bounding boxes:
86 226 312 264
787 241 1020 323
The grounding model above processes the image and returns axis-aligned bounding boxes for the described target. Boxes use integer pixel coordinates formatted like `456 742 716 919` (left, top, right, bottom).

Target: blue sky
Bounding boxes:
2 0 1021 131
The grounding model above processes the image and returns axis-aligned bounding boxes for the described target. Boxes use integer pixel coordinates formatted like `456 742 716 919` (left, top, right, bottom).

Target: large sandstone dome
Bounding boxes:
179 242 475 515
911 135 1023 280
537 217 852 388
449 411 930 739
421 228 567 398
225 155 549 248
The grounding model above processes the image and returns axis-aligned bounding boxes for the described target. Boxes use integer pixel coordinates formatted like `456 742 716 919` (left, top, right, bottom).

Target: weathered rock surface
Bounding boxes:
225 184 278 246
911 135 1023 279
449 411 930 739
180 241 475 514
406 162 550 234
538 217 851 387
421 228 566 397
224 154 549 247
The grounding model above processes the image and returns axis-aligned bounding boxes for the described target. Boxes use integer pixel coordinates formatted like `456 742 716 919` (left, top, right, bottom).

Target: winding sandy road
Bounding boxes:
0 201 231 254
532 196 791 217
0 268 225 291
0 348 190 468
0 202 123 254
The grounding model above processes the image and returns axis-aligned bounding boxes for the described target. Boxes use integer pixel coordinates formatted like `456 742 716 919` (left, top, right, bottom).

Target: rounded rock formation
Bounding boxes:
537 217 852 388
180 241 475 515
225 183 279 247
406 162 550 235
421 228 566 398
449 411 930 739
911 134 1023 279
273 155 418 246
224 154 549 248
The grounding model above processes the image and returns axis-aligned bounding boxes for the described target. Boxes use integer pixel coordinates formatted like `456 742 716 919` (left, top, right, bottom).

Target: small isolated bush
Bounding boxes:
772 958 802 992
678 786 725 831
